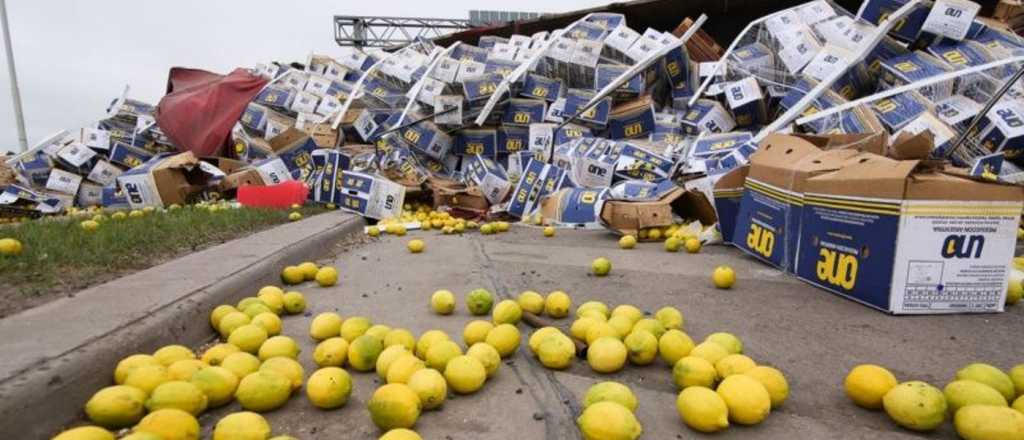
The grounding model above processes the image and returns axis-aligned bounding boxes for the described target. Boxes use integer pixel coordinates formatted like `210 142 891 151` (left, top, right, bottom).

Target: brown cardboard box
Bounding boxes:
221 168 265 192
201 157 248 175
599 186 716 238
426 176 489 214
116 151 219 208
304 123 341 148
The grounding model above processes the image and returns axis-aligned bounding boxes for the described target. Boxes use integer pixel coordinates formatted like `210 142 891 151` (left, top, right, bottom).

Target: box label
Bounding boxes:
921 0 979 41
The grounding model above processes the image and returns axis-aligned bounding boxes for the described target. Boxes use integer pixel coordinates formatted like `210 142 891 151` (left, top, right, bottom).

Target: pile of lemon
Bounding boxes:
52 279 313 440
845 362 1024 438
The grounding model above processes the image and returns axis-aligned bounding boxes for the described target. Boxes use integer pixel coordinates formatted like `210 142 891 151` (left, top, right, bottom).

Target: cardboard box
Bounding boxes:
427 176 489 214
507 159 573 218
87 160 124 186
456 129 497 157
521 74 563 102
732 134 860 272
464 155 512 204
311 150 350 205
76 182 103 207
503 99 547 127
267 128 319 182
498 126 529 155
116 151 219 208
608 96 655 140
46 169 83 196
599 179 716 237
796 153 1024 314
338 171 406 220
712 165 749 244
539 187 609 228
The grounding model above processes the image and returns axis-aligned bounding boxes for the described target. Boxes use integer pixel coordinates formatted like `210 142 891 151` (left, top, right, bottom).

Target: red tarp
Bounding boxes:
156 67 268 157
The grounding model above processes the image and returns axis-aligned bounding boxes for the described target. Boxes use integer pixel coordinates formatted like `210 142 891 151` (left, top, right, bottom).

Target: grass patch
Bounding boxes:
0 205 325 317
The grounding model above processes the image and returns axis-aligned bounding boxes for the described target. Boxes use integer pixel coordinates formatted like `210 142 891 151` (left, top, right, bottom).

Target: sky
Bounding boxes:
0 0 609 153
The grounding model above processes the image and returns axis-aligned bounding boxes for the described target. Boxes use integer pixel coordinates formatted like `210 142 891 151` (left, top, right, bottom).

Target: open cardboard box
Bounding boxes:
599 182 717 238
426 176 490 215
116 151 221 208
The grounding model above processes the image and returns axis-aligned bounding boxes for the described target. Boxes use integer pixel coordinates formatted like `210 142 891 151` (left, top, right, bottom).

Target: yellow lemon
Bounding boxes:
845 364 898 409
306 367 353 409
135 408 200 440
466 288 494 315
407 239 425 253
715 354 757 378
387 354 426 384
368 383 422 430
618 235 637 249
463 320 494 347
655 306 684 330
282 291 306 314
242 303 273 319
466 343 501 379
664 236 682 252
717 374 771 425
583 381 637 412
407 368 447 410
218 312 252 340
348 334 386 372
52 426 114 440
586 321 620 345
944 380 1008 414
260 357 305 391
744 366 790 409
210 305 239 330
379 428 422 440
234 370 292 412
153 345 195 366
367 325 392 341
258 336 300 361
485 324 521 358
676 386 729 433
576 401 642 440
517 290 545 314
430 290 455 315
659 330 695 366
673 356 717 390
85 385 147 428
647 228 662 240
0 238 23 257
228 324 268 354
1008 278 1023 306
529 327 562 352
190 366 238 408
425 340 463 371
384 328 417 351
956 363 1016 402
537 334 576 370
124 365 171 395
444 355 487 394
606 315 634 339
376 345 411 379
315 266 339 287
544 291 572 318
212 411 270 440
1010 364 1024 397
114 354 160 384
201 344 239 366
954 405 1024 440
167 360 206 382
632 319 665 339
256 287 285 314
712 266 735 289
705 332 743 355
221 352 261 381
576 301 610 319
684 238 701 253
251 313 282 337
415 330 450 360
623 330 658 366
341 316 372 342
882 381 947 431
145 381 208 416
610 305 642 324
281 266 305 285
588 337 627 374
591 257 612 276
288 212 302 221
690 342 729 365
309 313 344 341
297 262 319 281
571 317 600 341
492 299 523 325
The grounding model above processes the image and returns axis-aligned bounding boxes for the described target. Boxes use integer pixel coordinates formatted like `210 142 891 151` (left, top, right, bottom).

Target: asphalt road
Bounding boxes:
198 226 1024 440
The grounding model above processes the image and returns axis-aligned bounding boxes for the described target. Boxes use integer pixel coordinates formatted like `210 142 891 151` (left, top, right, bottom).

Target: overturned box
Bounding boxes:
796 155 1024 314
599 179 716 238
116 151 221 208
337 171 406 220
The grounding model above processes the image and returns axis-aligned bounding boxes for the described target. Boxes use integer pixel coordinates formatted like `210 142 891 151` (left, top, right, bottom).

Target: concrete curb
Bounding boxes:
0 211 364 438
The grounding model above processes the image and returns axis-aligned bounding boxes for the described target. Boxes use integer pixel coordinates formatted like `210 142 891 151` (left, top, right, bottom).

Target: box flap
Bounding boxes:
713 164 749 191
746 134 824 185
907 170 1024 202
795 132 888 155
268 128 312 154
805 153 918 199
888 131 934 160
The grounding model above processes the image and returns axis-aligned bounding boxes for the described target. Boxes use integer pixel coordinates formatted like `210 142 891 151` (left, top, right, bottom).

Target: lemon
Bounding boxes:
955 405 1024 440
495 221 510 232
407 368 447 410
168 360 206 381
237 297 265 311
655 306 684 330
366 324 390 338
631 319 665 339
201 344 240 367
379 428 423 440
537 335 575 369
684 238 701 253
744 366 790 409
430 290 455 314
882 381 947 431
493 299 523 325
282 291 306 314
579 309 609 322
591 257 612 276
212 411 271 440
712 266 735 289
610 305 642 324
415 330 450 359
80 220 100 232
485 323 521 358
583 382 637 412
716 354 757 378
145 381 208 416
576 301 610 319
673 356 717 390
407 239 425 253
259 336 300 361
571 317 600 341
426 340 463 371
385 328 417 351
543 291 572 318
260 357 305 390
463 320 494 346
228 324 268 354
664 236 682 252
717 374 771 425
135 408 200 440
517 291 545 314
368 383 422 430
114 354 160 384
618 235 637 249
529 327 563 352
0 238 23 257
466 288 494 315
1014 395 1024 413
85 385 147 428
306 367 353 409
52 427 115 440
377 345 411 379
623 330 658 366
956 363 1016 401
690 342 729 365
467 343 501 378
845 364 898 409
444 355 487 394
281 266 305 285
125 365 171 395
242 303 274 319
315 266 339 287
235 370 292 412
348 334 385 372
121 434 163 440
221 352 261 381
1010 364 1024 397
606 316 634 339
210 305 239 330
677 386 730 433
387 354 426 384
588 337 627 374
705 332 743 354
310 313 344 341
543 226 555 237
288 212 302 221
585 321 620 345
647 228 661 240
659 330 695 366
1008 278 1023 306
577 401 642 440
251 313 282 337
218 312 251 338
190 366 238 407
154 345 195 366
944 380 1008 413
341 316 372 342
480 223 495 234
294 262 317 281
256 289 285 314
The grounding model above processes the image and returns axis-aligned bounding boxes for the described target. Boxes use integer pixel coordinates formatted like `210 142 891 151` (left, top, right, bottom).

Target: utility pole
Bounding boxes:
0 0 27 152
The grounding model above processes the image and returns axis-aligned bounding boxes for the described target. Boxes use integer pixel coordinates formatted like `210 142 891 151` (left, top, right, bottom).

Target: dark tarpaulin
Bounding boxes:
156 67 268 157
